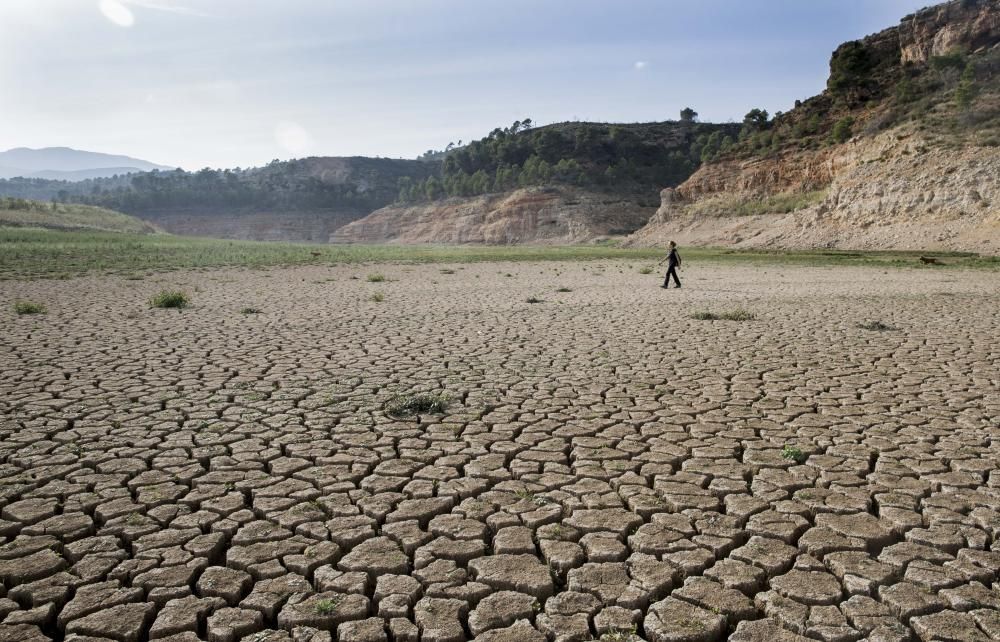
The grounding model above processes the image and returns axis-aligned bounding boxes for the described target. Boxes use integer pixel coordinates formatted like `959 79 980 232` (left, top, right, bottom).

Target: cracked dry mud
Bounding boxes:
0 261 998 642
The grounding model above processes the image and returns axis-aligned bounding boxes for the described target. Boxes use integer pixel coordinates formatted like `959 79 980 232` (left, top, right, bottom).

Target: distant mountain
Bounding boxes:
0 147 173 181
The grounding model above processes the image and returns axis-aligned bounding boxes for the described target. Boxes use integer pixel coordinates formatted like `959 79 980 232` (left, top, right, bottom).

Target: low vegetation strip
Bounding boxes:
0 227 995 279
687 190 828 218
0 197 158 234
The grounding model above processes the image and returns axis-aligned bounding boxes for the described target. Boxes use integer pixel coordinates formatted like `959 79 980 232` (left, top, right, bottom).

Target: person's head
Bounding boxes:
669 241 676 248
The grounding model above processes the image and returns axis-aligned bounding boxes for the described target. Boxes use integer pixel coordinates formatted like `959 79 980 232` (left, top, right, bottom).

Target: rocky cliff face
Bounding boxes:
628 0 1000 254
331 187 654 245
628 127 1000 253
899 0 999 63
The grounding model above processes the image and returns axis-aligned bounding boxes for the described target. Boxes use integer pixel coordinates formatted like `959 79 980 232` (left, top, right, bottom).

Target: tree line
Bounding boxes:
396 116 739 202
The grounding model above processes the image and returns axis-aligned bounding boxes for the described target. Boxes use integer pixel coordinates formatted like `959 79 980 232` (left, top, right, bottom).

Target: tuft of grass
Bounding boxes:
384 392 450 418
440 268 456 275
691 308 755 321
150 290 189 309
858 320 895 331
366 273 386 282
639 266 654 274
556 287 572 292
526 297 544 304
315 598 338 615
14 301 46 315
240 307 262 315
781 445 807 464
369 292 385 303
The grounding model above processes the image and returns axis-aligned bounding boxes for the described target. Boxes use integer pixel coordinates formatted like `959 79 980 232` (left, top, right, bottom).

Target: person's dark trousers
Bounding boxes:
663 266 681 288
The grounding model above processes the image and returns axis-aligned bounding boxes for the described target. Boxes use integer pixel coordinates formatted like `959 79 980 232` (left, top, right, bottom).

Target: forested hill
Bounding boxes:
0 118 739 216
0 156 440 217
399 118 740 204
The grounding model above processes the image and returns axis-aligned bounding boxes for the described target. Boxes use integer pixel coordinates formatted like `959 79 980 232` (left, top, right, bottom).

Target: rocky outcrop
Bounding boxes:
674 148 838 202
899 0 1000 63
627 127 1000 254
331 187 654 244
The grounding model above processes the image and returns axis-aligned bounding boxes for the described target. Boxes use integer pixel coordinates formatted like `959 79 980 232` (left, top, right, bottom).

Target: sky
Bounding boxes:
0 0 933 170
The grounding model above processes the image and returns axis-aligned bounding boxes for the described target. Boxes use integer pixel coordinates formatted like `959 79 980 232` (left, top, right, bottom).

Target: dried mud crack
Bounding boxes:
0 261 997 642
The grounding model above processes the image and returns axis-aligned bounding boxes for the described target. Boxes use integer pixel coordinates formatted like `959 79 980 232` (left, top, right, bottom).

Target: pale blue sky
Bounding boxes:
0 0 931 170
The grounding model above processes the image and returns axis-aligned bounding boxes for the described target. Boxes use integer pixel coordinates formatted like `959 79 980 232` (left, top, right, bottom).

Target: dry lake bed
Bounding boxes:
1 261 998 642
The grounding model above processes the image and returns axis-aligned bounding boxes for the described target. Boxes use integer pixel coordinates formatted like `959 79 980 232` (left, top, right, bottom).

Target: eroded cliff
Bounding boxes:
332 187 654 245
628 0 1000 254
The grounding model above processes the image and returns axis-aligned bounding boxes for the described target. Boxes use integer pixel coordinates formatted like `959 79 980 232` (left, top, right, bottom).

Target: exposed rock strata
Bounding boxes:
332 187 654 245
627 129 1000 254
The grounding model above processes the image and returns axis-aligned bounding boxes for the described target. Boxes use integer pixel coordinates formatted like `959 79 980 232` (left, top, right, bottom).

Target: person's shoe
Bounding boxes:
660 285 669 289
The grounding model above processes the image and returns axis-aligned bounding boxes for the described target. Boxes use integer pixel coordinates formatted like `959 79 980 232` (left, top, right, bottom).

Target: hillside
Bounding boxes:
0 147 173 180
336 119 739 244
333 186 655 244
0 120 736 243
0 197 158 234
0 156 440 242
628 0 1000 254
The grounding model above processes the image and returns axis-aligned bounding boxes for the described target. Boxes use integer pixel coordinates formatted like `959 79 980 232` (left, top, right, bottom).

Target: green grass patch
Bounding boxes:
0 198 158 235
691 308 755 321
690 190 828 217
781 445 807 464
0 227 996 280
150 290 189 309
366 273 386 282
13 300 46 315
639 266 654 274
315 598 338 615
369 291 385 302
556 287 572 292
384 392 450 418
240 307 262 315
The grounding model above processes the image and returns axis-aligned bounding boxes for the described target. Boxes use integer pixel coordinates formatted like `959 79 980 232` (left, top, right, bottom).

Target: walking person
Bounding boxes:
659 241 681 289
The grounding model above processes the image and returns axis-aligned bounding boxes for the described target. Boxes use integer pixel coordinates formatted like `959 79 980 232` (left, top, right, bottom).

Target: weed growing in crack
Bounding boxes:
781 445 807 463
858 320 895 331
369 292 385 302
150 290 189 309
384 392 450 418
315 598 338 614
556 287 572 292
240 307 262 315
691 309 755 321
13 301 46 315
366 273 386 282
526 297 544 304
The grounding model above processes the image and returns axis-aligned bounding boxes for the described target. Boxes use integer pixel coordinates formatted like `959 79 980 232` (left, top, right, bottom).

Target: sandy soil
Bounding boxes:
1 262 998 642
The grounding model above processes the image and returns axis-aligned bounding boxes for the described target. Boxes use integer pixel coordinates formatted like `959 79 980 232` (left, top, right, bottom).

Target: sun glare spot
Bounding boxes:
274 121 312 156
99 0 135 27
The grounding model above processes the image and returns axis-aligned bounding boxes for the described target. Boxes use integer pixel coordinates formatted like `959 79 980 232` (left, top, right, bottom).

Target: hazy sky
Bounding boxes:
0 0 931 170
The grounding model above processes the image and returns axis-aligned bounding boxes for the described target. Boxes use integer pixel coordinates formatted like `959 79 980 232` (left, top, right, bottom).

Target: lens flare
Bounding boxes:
274 121 312 156
99 0 135 27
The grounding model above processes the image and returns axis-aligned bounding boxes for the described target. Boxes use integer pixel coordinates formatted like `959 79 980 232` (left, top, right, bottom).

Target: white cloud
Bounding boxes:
274 121 312 156
99 0 135 27
634 60 648 70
